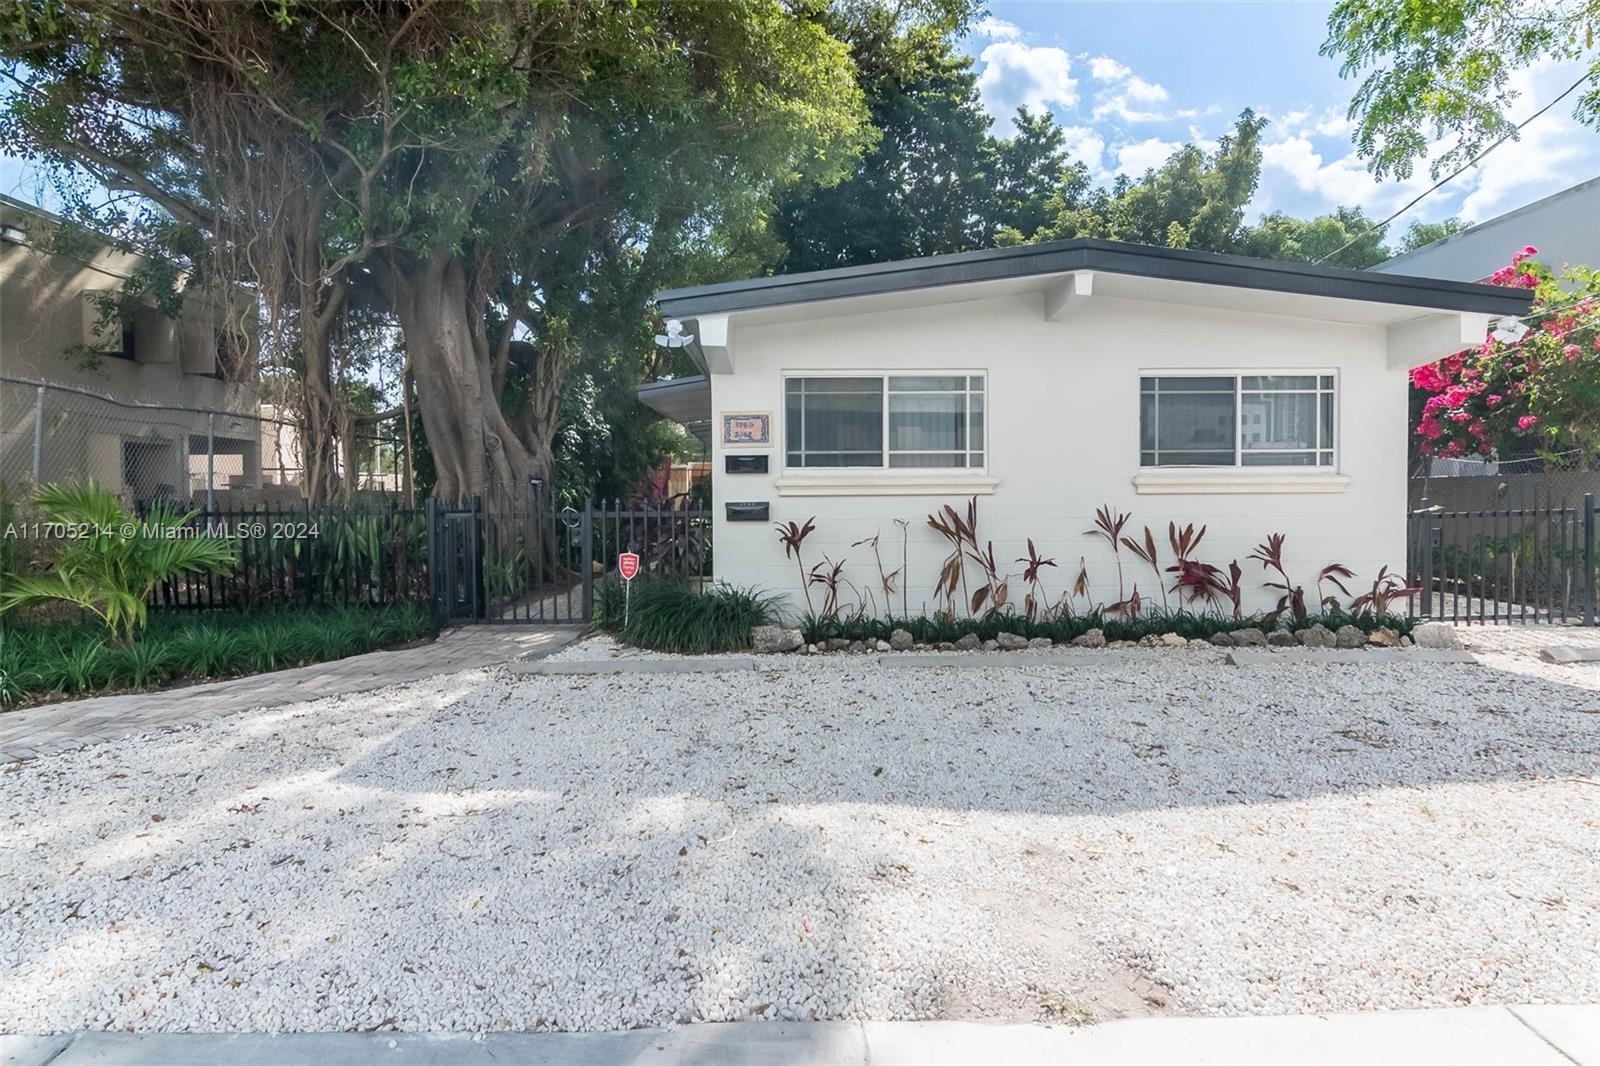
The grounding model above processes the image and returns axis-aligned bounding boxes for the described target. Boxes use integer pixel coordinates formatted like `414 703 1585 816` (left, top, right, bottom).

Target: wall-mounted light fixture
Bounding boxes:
0 225 27 245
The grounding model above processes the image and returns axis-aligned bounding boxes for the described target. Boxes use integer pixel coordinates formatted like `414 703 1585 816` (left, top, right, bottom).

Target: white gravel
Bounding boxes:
1 641 1597 1034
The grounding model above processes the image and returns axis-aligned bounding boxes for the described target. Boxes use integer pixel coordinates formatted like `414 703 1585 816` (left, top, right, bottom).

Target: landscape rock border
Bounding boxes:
771 623 1421 656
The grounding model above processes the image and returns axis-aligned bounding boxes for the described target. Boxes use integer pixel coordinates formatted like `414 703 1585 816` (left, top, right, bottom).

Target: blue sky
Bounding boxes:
965 1 1600 228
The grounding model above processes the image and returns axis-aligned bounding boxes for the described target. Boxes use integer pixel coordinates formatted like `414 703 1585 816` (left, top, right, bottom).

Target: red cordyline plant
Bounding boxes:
808 556 850 622
1410 249 1600 467
927 498 976 616
1248 533 1356 624
1016 539 1057 622
1121 525 1168 611
775 517 817 614
1349 566 1419 618
927 497 1010 619
1164 523 1226 608
1085 505 1131 609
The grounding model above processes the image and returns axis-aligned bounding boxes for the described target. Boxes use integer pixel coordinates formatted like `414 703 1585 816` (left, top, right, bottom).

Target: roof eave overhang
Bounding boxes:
656 239 1535 321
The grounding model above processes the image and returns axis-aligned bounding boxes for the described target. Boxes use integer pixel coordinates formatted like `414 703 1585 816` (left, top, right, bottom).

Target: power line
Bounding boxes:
1314 68 1599 265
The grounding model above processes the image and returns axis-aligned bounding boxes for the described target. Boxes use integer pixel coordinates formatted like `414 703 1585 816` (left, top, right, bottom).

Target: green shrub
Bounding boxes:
35 638 109 695
593 573 628 633
0 481 234 640
0 603 442 708
243 622 295 673
104 640 174 690
619 579 777 654
173 623 248 678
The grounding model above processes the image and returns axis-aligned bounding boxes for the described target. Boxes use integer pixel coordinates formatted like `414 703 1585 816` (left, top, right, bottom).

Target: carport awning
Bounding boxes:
636 375 711 446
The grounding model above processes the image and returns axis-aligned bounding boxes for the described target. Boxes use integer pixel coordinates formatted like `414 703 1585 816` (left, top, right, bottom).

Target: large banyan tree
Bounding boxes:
2 0 871 508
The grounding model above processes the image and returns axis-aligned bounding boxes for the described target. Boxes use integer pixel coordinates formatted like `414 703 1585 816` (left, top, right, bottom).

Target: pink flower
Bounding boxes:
1565 343 1582 363
1443 385 1470 407
1490 266 1516 285
1485 394 1503 408
1517 272 1539 289
1410 363 1450 391
1517 415 1540 431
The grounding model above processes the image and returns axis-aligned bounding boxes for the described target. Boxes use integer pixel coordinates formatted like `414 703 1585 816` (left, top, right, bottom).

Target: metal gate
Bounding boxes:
427 486 711 624
1408 491 1596 625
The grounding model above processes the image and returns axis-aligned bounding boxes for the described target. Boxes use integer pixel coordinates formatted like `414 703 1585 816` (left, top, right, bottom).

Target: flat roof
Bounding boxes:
656 237 1534 319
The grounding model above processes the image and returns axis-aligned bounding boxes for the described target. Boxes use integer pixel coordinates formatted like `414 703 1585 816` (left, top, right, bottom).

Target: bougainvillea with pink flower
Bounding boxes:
1410 247 1600 467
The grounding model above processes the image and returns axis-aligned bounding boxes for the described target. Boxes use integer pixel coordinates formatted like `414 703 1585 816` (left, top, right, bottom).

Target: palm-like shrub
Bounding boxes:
0 482 235 641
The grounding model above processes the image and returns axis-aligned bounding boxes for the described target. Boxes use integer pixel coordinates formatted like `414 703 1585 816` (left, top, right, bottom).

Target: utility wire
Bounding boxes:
1314 68 1599 265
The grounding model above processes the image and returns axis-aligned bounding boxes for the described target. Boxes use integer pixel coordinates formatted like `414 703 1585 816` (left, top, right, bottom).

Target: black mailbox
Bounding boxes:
726 501 770 522
725 454 769 475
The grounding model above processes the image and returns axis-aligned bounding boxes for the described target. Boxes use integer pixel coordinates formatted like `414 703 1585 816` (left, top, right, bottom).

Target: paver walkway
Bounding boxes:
0 625 581 763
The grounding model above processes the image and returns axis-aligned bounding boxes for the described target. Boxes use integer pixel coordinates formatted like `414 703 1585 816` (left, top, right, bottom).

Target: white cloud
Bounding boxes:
1084 54 1172 122
1088 56 1130 82
1059 124 1108 175
975 42 1078 124
1116 137 1179 175
1313 111 1352 138
1256 58 1600 227
1456 60 1599 221
1124 76 1168 104
974 16 1021 41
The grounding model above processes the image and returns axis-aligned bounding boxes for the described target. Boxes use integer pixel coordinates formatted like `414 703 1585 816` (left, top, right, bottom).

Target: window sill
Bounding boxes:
774 472 999 497
1132 470 1353 495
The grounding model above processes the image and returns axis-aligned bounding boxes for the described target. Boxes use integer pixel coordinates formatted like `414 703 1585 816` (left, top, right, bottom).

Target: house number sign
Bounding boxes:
721 411 771 448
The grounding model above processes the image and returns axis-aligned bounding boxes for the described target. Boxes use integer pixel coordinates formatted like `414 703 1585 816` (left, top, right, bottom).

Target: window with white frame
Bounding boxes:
784 374 985 469
1140 373 1335 467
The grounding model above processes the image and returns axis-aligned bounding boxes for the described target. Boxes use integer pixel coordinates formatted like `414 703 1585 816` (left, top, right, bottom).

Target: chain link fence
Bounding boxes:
1 376 412 505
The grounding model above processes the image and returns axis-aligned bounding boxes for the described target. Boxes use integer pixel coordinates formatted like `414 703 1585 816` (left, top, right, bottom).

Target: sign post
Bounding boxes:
618 552 640 627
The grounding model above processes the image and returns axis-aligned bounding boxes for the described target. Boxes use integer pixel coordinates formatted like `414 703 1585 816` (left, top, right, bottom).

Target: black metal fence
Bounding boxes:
429 494 710 624
149 500 429 612
1408 490 1597 625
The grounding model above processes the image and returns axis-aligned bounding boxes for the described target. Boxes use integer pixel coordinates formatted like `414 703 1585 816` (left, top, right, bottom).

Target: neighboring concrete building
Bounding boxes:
641 240 1529 616
1375 178 1600 281
0 193 261 501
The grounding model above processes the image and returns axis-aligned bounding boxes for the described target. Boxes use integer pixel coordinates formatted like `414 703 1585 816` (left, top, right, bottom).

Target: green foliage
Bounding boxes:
800 609 1413 646
1397 216 1473 253
774 16 1061 269
0 482 234 641
104 640 173 690
1 0 878 511
172 623 249 679
1321 0 1600 180
0 605 442 708
600 577 778 654
1032 111 1269 252
1238 206 1393 268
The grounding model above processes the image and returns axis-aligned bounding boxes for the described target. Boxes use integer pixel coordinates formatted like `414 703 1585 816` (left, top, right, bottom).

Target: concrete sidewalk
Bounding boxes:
2 1005 1593 1065
0 625 581 763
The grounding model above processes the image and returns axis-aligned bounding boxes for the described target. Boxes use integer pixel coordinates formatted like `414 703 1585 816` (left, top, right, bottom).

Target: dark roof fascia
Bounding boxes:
656 238 1535 320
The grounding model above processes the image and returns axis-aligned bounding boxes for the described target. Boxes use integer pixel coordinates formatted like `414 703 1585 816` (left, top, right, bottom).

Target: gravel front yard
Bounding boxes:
2 640 1597 1033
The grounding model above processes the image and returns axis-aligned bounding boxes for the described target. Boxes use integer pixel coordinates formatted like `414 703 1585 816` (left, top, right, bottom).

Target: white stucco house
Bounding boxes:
639 240 1532 616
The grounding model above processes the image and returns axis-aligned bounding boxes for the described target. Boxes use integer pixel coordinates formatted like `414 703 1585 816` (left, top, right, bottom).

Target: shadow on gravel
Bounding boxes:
1 654 1595 1032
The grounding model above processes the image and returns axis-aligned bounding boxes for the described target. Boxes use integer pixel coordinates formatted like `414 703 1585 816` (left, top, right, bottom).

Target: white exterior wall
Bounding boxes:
709 290 1408 620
